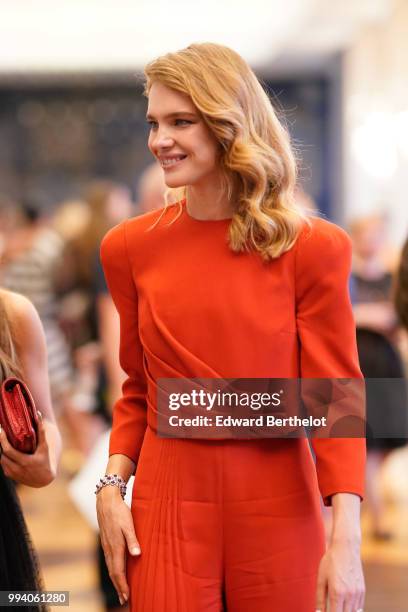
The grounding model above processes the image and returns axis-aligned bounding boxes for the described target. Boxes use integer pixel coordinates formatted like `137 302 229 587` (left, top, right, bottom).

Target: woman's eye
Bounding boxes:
175 119 192 126
147 120 158 130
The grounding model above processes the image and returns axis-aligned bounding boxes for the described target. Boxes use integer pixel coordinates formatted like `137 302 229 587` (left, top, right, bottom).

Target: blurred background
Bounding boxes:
0 0 407 610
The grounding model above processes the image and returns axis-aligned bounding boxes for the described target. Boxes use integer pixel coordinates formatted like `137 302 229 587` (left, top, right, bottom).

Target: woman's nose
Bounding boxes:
153 128 175 149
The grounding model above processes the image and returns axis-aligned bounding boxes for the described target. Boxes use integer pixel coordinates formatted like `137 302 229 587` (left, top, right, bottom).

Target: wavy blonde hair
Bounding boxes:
144 42 307 260
0 294 22 382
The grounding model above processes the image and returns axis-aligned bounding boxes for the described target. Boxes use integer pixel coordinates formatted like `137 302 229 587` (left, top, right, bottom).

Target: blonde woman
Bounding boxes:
0 288 61 602
96 43 366 612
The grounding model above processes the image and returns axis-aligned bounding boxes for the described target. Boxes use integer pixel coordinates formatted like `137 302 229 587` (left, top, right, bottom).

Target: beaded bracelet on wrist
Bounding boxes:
95 474 127 499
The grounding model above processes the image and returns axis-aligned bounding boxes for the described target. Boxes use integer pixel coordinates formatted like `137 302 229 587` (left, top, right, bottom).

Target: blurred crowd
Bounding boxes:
349 214 408 540
1 182 408 610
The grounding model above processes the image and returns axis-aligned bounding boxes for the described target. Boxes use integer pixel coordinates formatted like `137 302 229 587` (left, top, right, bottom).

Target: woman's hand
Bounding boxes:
96 485 141 606
316 539 365 612
0 416 56 487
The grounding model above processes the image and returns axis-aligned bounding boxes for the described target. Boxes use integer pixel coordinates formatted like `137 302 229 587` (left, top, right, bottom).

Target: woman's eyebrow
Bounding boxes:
146 111 198 120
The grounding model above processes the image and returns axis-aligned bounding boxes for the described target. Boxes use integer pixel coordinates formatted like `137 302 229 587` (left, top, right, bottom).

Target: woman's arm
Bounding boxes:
330 492 362 544
96 293 126 409
100 220 148 463
295 219 366 611
0 291 61 486
295 219 366 506
97 220 148 605
315 493 364 612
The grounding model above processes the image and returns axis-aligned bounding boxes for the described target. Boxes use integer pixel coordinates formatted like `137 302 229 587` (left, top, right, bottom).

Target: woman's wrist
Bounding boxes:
96 453 136 501
330 492 362 546
105 453 135 482
95 473 127 499
330 529 362 548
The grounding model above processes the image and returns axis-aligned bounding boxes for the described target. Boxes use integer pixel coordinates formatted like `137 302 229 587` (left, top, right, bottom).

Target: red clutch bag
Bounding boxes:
0 377 39 454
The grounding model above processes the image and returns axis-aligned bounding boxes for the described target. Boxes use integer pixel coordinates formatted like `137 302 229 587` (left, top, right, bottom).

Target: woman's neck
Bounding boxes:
186 179 235 220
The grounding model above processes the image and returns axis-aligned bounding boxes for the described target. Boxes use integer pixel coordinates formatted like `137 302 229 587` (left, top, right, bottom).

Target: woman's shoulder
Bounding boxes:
0 289 41 338
100 203 179 258
292 215 353 285
295 215 352 257
1 288 36 318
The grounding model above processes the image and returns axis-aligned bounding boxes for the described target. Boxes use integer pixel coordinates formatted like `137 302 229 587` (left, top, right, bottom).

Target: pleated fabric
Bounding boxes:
127 427 325 611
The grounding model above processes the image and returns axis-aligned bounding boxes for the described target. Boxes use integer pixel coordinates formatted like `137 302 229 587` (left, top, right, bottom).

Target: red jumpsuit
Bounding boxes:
100 201 366 612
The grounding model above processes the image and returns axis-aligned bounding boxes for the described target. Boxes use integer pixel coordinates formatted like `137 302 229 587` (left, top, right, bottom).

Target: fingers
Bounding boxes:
328 589 346 612
100 534 129 606
0 425 24 462
315 569 327 612
346 583 365 612
343 588 362 612
357 589 366 611
111 547 129 605
0 452 21 480
123 514 141 556
35 414 47 446
97 492 139 605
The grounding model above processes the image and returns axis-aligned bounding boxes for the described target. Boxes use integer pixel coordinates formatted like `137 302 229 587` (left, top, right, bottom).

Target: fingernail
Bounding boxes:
131 546 141 555
122 592 128 602
119 596 123 605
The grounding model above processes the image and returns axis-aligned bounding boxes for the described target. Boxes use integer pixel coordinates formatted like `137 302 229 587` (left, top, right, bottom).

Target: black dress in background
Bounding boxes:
0 467 48 611
352 272 408 450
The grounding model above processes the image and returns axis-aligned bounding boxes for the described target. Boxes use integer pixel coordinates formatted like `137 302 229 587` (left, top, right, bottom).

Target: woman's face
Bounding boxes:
147 82 220 189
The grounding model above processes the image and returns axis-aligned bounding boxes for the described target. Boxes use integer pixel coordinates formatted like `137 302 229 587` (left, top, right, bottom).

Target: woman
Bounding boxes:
96 43 366 612
0 288 61 605
64 180 134 408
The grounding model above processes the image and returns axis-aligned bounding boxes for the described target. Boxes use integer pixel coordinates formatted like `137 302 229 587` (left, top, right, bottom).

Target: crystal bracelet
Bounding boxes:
95 474 127 499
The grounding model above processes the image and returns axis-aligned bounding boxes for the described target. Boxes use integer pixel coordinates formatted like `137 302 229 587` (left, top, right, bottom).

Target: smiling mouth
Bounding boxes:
160 155 187 168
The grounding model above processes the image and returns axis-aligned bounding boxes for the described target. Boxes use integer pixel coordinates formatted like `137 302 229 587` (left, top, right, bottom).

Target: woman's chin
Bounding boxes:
163 176 186 189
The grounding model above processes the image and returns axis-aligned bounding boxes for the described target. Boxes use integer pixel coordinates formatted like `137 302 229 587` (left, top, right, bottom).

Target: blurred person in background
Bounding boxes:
0 288 61 606
62 180 135 417
350 213 407 540
0 199 87 457
351 214 397 335
395 235 408 333
136 161 167 215
51 198 92 366
52 199 91 244
0 195 23 257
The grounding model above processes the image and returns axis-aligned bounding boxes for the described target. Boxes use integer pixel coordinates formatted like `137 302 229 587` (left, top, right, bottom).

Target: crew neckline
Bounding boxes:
181 199 232 224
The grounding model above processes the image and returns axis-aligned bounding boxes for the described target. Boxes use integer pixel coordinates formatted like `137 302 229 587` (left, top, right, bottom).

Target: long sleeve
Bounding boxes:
295 218 366 506
100 220 148 464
